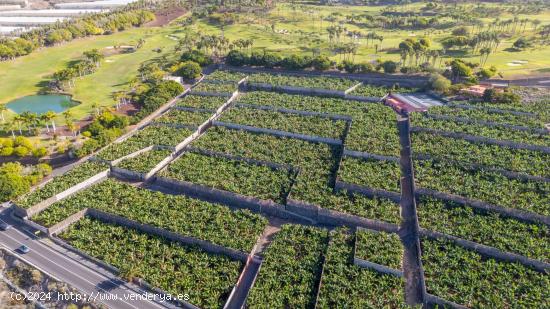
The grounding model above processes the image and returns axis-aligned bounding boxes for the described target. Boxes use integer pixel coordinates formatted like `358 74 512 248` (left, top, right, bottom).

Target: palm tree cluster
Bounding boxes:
1 110 57 138
398 38 440 67
50 49 105 91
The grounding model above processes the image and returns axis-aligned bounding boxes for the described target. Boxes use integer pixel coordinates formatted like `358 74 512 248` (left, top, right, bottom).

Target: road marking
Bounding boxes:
1 232 139 309
537 80 550 84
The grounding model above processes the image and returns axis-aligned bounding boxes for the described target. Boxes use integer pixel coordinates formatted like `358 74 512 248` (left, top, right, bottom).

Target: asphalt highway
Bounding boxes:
0 209 180 309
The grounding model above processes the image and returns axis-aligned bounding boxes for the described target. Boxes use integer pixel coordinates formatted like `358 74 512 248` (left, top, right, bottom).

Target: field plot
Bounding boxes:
345 104 400 156
411 131 550 178
339 155 549 216
117 149 172 174
338 157 400 193
421 238 549 308
417 197 550 262
154 109 213 126
175 95 229 110
33 179 267 252
18 70 550 308
411 113 550 147
61 217 243 308
160 150 294 204
203 70 247 83
15 161 108 208
247 73 358 91
317 229 407 308
96 126 193 161
247 224 328 308
426 104 548 129
218 106 348 140
192 81 237 93
355 229 403 270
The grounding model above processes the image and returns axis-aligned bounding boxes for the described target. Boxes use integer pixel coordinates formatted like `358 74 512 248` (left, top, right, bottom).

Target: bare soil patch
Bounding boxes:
146 7 187 27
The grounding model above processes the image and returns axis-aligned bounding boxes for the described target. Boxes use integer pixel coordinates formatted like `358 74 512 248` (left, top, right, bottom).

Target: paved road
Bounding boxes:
0 209 178 309
488 76 550 87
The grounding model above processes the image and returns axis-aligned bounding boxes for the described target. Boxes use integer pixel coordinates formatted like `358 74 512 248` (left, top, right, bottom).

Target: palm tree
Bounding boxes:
41 111 56 133
13 115 23 135
83 49 104 68
91 103 100 116
0 105 6 122
3 120 16 138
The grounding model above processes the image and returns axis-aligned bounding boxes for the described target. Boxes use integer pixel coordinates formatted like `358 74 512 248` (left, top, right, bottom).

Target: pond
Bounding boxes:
5 95 79 115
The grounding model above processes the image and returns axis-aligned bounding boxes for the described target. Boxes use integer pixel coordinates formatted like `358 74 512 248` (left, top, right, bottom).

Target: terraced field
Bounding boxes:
21 70 549 308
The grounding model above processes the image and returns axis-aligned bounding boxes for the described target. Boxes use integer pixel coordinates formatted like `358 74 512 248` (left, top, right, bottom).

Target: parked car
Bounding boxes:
0 220 10 231
18 245 30 254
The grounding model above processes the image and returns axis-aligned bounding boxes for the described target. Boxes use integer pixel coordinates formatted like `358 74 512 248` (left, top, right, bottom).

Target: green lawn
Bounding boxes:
194 3 550 78
0 24 181 124
1 3 550 125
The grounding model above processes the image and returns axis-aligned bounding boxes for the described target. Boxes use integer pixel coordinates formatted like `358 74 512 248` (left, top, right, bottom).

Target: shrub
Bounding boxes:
226 50 249 66
14 136 33 149
175 61 202 79
312 55 332 71
381 60 398 74
0 147 13 156
180 50 212 66
1 138 13 148
280 54 312 70
14 146 29 157
32 147 48 158
429 73 451 92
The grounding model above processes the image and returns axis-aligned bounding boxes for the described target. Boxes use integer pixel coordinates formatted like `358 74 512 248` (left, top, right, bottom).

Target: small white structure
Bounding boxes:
163 75 184 84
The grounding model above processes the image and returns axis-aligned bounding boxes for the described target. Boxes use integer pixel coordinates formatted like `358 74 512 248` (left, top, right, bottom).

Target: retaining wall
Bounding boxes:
426 294 468 309
48 208 88 236
353 258 404 277
154 176 313 224
334 180 401 203
343 149 400 162
111 166 146 182
344 82 363 94
420 228 550 273
423 113 549 134
448 103 537 117
412 126 550 154
416 188 550 226
213 121 343 145
87 208 249 262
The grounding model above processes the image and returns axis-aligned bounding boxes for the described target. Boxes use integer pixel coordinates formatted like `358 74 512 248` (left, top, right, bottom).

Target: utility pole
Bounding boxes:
397 112 426 307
